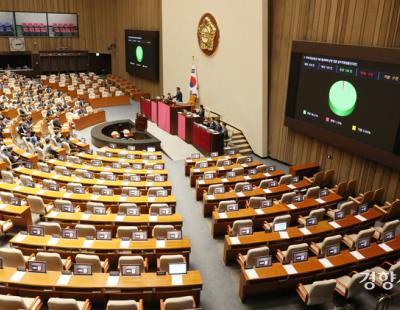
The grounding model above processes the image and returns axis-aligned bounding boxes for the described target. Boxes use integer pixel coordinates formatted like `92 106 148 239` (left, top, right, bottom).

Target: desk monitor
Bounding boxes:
291 176 300 183
292 195 304 203
154 164 164 170
226 203 239 212
112 163 122 169
58 155 66 161
62 228 77 239
129 175 141 182
105 174 116 181
383 230 395 242
127 154 135 160
148 155 158 160
126 207 140 216
156 190 168 197
226 171 236 178
204 172 214 180
121 264 141 276
24 161 33 169
60 204 74 213
11 197 21 206
128 145 135 151
226 149 237 155
239 226 253 236
358 203 369 214
210 152 219 157
268 180 278 188
154 175 165 182
293 250 308 263
41 165 51 173
61 169 72 176
242 184 253 192
335 210 345 220
132 231 147 241
191 153 201 159
267 165 276 172
245 156 253 163
255 255 272 268
73 186 85 194
357 237 371 250
91 160 102 167
83 172 94 179
93 206 106 215
167 230 182 240
222 160 231 166
326 244 340 257
248 169 257 175
133 164 143 170
29 225 44 236
73 158 83 165
85 149 94 155
273 222 287 232
159 207 172 216
96 230 112 240
214 187 225 194
168 263 187 275
306 217 318 226
73 264 92 275
109 143 116 149
261 199 273 208
105 152 113 158
199 162 208 168
127 189 140 197
147 147 156 152
25 179 35 188
28 261 46 273
319 188 329 197
101 188 113 196
48 183 59 191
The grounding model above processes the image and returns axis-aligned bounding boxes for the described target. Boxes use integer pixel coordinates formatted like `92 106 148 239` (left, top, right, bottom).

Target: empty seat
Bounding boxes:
147 187 164 196
75 254 109 273
304 171 324 186
194 161 207 168
121 187 138 196
259 179 273 189
376 199 400 221
54 165 68 174
100 171 114 179
43 179 58 190
236 156 249 164
373 219 399 241
229 219 253 236
27 196 53 215
38 162 50 172
326 201 355 219
76 224 96 238
371 188 385 205
106 299 142 310
233 182 251 192
92 185 107 194
48 297 91 310
54 199 74 210
255 164 268 173
159 254 185 272
232 167 244 175
35 252 71 271
335 272 366 299
20 175 35 187
118 256 146 272
0 247 30 268
75 169 89 178
161 296 196 310
0 191 14 204
264 214 291 232
118 203 139 214
149 203 169 215
246 196 267 209
310 235 342 257
86 202 107 213
216 159 228 167
333 181 347 197
296 279 337 305
1 170 14 183
38 222 61 235
369 261 400 288
278 174 292 185
276 243 308 264
207 184 224 194
66 183 83 192
305 186 320 199
342 227 375 250
216 200 237 212
116 226 138 238
297 208 325 226
322 169 335 187
279 192 296 204
237 246 269 268
0 294 42 310
346 179 357 198
152 225 175 239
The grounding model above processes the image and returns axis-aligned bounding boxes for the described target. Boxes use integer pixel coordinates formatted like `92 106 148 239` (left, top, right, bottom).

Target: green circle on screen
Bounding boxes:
328 80 357 117
136 46 143 63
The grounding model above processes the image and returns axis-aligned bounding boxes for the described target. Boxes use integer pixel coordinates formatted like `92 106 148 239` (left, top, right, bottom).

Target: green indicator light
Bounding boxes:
136 46 143 63
328 80 357 117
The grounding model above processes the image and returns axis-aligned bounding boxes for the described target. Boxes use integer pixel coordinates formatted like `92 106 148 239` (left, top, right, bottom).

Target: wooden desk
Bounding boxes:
0 267 202 304
196 170 287 201
44 211 183 234
76 152 164 165
0 183 176 213
184 154 242 176
177 112 202 143
3 139 38 166
100 147 163 159
88 95 130 108
223 207 383 264
140 98 152 120
157 101 193 135
73 110 106 130
10 233 190 267
239 236 400 301
289 162 320 178
192 123 224 155
189 160 263 187
211 193 342 234
70 138 90 151
0 203 32 227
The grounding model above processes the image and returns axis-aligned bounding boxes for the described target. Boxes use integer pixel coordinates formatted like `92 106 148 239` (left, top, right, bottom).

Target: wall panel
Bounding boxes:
269 0 400 201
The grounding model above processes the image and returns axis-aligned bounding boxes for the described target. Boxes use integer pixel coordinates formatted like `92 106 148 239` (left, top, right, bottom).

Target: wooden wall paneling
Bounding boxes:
269 0 400 201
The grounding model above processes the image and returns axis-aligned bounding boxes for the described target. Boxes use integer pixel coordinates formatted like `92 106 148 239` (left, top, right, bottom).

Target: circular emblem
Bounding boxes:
197 13 219 56
136 45 144 63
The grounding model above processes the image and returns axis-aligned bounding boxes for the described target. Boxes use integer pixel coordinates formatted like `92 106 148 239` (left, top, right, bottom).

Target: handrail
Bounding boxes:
375 290 400 310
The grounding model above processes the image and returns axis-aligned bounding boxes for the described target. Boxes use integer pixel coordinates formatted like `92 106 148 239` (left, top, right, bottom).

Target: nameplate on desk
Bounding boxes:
148 197 156 202
115 215 125 222
13 234 27 243
120 240 130 249
33 170 42 176
319 258 333 268
120 151 127 155
122 181 129 186
106 275 119 286
81 213 91 220
378 243 393 252
283 264 298 275
245 268 259 280
193 169 200 173
254 209 264 215
75 178 82 183
328 221 341 229
350 251 365 260
63 192 73 198
171 274 183 285
91 195 99 200
287 204 297 210
82 239 94 248
264 173 271 177
218 213 228 219
83 165 91 169
156 240 166 248
355 215 367 222
279 231 289 239
57 274 71 286
0 204 6 210
227 236 240 245
263 189 272 194
14 186 23 191
104 167 112 171
237 192 245 197
119 196 127 202
149 215 158 222
299 227 311 235
221 178 229 183
316 198 326 204
47 237 60 246
207 195 215 200
242 163 248 167
244 176 251 180
287 184 296 190
197 180 205 185
147 182 154 186
97 180 105 184
9 271 26 282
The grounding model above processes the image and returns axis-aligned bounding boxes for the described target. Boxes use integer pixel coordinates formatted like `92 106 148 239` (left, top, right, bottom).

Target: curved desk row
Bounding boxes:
184 154 241 176
76 152 165 165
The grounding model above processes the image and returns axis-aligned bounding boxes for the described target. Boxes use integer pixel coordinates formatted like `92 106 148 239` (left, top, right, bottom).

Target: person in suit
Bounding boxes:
209 118 219 131
173 87 183 102
198 105 205 118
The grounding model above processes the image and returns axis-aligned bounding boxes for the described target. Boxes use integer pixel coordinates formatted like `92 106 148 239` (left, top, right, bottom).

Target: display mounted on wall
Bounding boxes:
197 13 219 56
15 12 48 37
48 13 78 37
0 12 15 37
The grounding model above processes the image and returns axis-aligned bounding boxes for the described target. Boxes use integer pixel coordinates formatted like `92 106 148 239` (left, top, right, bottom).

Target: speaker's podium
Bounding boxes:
157 99 194 135
192 122 224 155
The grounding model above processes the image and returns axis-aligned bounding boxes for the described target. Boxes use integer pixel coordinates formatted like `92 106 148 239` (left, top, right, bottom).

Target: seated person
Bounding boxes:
197 104 205 118
111 131 120 139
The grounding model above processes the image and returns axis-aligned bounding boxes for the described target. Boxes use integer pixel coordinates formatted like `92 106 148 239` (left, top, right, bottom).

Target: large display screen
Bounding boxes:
285 41 400 169
125 30 159 81
15 12 48 37
47 13 78 37
0 12 15 37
